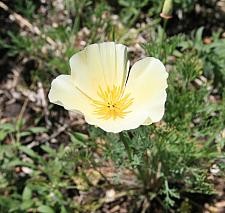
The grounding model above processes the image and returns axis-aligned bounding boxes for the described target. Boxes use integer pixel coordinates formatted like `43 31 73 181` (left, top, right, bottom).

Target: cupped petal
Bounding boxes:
48 75 93 113
49 52 168 132
126 57 168 123
84 109 150 133
69 42 129 99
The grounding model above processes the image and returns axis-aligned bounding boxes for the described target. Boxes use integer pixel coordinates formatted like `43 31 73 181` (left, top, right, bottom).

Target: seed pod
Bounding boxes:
160 0 173 19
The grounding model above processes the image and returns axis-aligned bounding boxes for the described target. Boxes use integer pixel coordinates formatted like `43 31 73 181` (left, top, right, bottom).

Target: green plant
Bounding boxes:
84 27 225 210
179 27 225 92
118 0 149 26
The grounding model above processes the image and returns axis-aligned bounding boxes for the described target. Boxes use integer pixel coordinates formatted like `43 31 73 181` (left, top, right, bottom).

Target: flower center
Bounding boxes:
92 85 133 120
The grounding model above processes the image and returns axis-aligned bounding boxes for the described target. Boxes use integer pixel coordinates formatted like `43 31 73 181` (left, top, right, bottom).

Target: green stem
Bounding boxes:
161 19 168 64
119 132 147 187
119 132 132 162
163 19 168 36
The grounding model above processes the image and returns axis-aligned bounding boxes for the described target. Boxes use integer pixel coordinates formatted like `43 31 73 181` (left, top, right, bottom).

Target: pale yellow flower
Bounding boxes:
48 42 168 133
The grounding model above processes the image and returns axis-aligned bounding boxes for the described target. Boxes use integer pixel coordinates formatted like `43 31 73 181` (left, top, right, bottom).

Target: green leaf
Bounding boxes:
37 205 55 213
195 26 204 45
73 132 88 142
0 123 16 140
0 123 15 131
41 145 56 155
69 133 87 148
0 131 8 141
19 131 32 137
22 186 32 201
21 200 33 210
8 160 36 169
19 146 39 159
60 206 68 213
28 127 48 133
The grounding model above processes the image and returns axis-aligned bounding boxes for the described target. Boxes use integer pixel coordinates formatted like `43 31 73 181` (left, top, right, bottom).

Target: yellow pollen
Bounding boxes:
92 85 133 120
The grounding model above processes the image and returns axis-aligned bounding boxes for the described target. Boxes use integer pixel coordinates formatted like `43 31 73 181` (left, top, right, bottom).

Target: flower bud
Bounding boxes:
160 0 173 20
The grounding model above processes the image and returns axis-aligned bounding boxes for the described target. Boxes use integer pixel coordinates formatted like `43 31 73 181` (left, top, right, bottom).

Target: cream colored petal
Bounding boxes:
126 57 168 123
69 42 129 98
84 109 149 133
48 74 147 133
48 75 148 133
48 75 92 113
82 57 168 132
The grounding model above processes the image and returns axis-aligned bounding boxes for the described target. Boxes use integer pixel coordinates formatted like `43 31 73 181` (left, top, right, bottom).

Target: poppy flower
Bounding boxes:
48 42 168 133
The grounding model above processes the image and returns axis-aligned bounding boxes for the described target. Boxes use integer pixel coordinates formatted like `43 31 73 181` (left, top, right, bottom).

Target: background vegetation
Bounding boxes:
0 0 225 212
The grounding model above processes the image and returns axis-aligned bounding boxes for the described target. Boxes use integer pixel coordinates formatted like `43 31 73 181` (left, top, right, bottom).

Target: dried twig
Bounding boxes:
41 119 85 143
0 1 56 46
37 82 51 127
17 98 29 123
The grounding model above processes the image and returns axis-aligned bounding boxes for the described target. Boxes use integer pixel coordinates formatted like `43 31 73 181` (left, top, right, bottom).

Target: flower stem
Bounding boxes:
163 19 168 38
161 19 168 64
119 132 147 187
119 132 132 162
